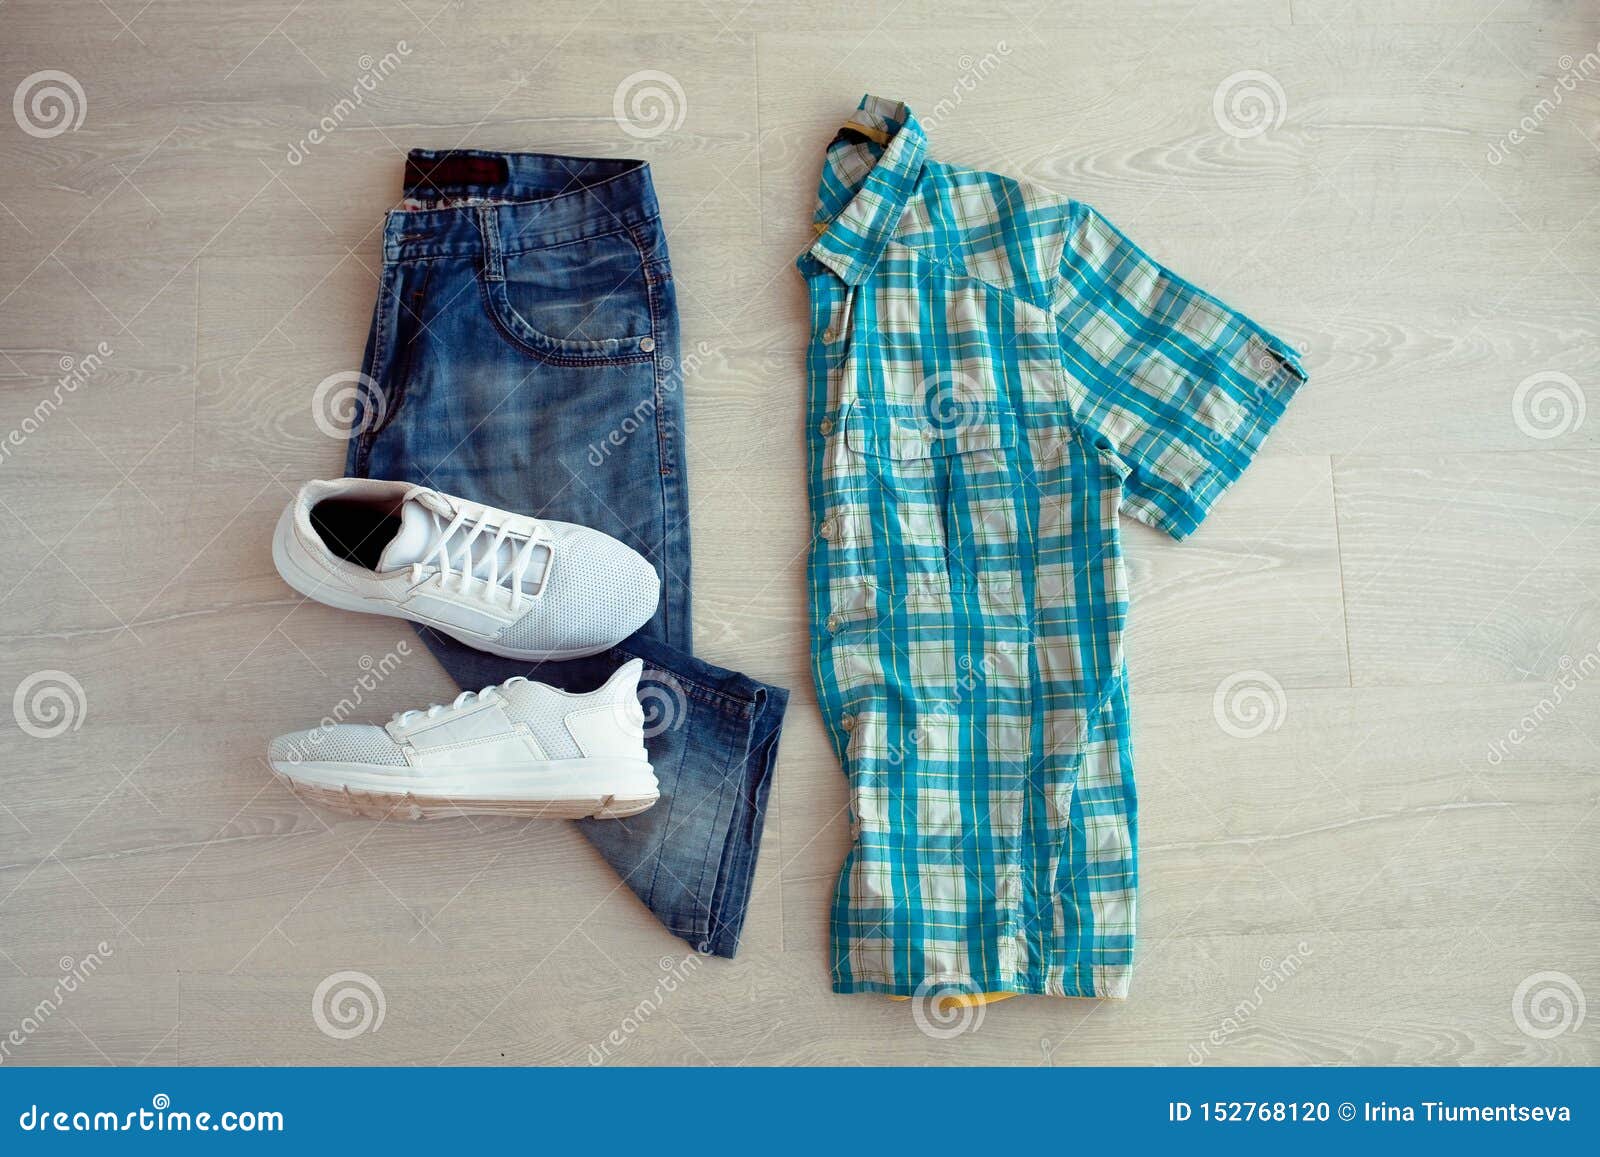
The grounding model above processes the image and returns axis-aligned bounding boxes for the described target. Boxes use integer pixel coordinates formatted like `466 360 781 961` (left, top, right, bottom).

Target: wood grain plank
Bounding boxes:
1 1 1596 1067
1336 451 1600 685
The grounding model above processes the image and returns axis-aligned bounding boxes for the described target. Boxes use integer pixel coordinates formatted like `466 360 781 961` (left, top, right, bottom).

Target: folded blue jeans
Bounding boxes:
343 148 787 958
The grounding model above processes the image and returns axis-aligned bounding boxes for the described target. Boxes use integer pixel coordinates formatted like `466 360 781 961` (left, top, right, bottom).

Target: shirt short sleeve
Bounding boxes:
1052 203 1307 540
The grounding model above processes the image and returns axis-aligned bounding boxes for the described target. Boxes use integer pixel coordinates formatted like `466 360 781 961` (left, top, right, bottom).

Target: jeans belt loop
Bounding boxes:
478 205 504 281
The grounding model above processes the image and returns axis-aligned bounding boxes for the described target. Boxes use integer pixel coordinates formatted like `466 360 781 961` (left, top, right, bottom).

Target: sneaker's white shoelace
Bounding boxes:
407 491 547 613
390 678 529 728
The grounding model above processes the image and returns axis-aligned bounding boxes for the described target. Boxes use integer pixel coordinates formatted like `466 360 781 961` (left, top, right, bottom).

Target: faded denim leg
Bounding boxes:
345 149 788 958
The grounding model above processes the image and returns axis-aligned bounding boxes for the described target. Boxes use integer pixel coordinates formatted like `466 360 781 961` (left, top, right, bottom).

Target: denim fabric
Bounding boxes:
345 148 788 958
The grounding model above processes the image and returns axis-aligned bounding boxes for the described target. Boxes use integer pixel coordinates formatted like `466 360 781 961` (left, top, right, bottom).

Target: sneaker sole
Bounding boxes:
270 757 660 821
273 772 659 821
271 506 617 662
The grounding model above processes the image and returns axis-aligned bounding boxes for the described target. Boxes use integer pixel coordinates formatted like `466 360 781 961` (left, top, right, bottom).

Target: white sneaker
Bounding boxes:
272 478 660 661
268 659 659 819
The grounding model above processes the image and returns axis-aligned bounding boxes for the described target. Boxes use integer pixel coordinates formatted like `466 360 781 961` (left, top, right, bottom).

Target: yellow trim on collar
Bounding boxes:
841 118 892 146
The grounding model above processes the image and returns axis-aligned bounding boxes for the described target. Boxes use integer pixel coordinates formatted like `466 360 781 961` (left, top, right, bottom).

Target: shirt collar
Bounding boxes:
808 95 926 286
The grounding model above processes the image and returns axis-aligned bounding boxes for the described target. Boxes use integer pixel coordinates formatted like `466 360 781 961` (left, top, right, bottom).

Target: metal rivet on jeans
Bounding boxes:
639 336 656 352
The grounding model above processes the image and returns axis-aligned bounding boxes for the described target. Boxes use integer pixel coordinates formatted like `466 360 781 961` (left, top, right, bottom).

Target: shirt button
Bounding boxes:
820 519 835 541
823 328 837 342
819 418 835 436
639 336 656 353
827 614 841 633
841 714 856 732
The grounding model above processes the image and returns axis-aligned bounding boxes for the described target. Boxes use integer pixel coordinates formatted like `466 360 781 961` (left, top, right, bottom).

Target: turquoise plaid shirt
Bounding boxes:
799 95 1306 999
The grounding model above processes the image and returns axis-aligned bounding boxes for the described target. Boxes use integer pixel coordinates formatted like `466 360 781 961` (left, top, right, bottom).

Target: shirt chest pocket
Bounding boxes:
818 396 1021 638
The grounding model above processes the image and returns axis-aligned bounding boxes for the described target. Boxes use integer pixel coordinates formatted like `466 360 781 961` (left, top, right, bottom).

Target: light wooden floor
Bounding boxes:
2 0 1597 1066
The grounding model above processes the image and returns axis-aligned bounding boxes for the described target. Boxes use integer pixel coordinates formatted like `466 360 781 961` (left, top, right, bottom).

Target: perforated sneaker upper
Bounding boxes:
269 724 408 767
280 477 661 660
496 528 659 653
269 659 647 769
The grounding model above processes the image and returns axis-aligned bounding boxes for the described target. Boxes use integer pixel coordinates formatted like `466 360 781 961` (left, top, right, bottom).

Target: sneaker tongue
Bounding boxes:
377 499 552 592
377 500 436 571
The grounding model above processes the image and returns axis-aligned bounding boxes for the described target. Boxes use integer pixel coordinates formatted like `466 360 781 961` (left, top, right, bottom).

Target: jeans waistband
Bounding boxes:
383 148 659 263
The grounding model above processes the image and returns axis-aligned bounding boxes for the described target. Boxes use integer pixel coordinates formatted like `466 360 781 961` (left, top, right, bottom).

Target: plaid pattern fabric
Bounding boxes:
799 95 1307 998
